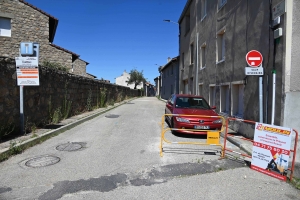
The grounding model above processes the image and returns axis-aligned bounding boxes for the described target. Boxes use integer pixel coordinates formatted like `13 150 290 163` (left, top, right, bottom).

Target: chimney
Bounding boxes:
167 57 171 62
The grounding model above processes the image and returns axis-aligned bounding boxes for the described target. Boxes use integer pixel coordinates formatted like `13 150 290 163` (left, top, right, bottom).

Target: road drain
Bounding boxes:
56 142 83 151
25 155 60 168
105 114 120 118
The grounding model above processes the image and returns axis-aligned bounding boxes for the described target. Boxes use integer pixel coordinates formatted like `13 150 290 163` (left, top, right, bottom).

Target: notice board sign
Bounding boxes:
251 123 292 181
15 57 39 86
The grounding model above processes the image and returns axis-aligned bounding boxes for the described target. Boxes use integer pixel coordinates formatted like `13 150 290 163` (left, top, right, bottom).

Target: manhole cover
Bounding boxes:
25 155 60 168
105 114 120 118
56 142 83 151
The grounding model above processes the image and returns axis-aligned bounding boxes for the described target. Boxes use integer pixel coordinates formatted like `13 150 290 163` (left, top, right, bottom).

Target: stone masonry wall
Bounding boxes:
0 0 49 57
72 59 87 77
44 45 73 70
0 58 139 133
0 0 73 70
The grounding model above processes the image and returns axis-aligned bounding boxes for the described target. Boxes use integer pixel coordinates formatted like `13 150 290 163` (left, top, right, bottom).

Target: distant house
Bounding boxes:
154 76 160 96
144 82 155 97
0 0 95 78
115 70 143 89
159 56 179 100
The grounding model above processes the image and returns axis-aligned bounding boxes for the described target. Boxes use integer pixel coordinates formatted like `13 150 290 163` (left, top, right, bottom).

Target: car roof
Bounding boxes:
174 94 205 98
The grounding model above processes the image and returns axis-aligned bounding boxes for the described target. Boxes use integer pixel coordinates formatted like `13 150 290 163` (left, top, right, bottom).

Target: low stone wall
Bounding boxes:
0 58 139 134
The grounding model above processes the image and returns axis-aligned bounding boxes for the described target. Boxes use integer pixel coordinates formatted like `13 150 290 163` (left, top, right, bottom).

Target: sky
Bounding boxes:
25 0 187 84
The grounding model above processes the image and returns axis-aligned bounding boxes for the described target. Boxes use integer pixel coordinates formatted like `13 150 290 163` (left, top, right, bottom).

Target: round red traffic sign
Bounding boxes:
246 50 263 67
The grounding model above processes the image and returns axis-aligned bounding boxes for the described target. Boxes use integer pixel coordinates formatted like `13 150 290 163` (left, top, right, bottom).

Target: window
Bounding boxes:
190 43 194 64
0 17 11 37
183 80 188 94
231 83 244 118
220 85 229 114
200 43 206 68
171 65 173 75
189 77 193 94
185 13 190 34
218 0 227 10
201 0 207 20
171 84 173 95
199 84 203 96
209 85 216 106
217 29 225 62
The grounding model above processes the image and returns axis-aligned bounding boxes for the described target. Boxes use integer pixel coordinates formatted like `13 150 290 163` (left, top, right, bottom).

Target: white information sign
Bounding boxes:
15 57 39 86
245 67 264 75
251 123 292 181
272 0 286 20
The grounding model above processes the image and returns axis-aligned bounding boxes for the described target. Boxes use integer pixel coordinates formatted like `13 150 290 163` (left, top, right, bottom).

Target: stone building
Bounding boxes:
0 0 94 78
178 0 300 171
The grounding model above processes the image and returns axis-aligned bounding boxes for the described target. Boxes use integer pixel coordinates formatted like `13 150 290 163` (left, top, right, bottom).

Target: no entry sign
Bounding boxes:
246 50 263 67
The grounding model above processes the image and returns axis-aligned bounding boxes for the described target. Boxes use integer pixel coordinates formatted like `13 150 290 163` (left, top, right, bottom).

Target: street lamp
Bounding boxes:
163 19 179 25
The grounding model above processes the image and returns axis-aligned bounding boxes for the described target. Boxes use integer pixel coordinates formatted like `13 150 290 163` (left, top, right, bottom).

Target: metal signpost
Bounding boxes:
245 50 264 122
15 42 39 134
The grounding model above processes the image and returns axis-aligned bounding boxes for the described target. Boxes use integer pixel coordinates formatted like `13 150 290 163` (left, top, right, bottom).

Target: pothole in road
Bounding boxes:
56 142 83 151
25 155 60 168
105 114 120 118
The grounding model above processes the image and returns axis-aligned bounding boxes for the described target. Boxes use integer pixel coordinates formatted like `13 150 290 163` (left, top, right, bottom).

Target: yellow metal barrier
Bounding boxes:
160 114 225 157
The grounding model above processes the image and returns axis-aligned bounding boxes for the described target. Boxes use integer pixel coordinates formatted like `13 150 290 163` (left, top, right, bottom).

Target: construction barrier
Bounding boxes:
160 114 225 157
222 117 298 181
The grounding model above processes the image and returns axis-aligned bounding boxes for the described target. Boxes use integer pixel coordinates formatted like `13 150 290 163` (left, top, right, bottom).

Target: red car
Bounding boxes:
165 94 223 134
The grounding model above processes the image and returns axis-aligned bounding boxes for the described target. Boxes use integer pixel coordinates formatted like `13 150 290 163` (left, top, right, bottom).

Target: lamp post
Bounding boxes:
163 19 180 94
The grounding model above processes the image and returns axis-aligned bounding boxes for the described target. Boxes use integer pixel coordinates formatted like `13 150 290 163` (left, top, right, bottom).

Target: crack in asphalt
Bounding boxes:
38 159 246 200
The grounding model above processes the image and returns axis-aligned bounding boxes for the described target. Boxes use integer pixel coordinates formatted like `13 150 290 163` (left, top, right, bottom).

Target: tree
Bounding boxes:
126 69 146 89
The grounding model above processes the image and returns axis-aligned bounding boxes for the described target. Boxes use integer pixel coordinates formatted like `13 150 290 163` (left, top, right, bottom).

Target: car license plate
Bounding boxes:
194 125 210 129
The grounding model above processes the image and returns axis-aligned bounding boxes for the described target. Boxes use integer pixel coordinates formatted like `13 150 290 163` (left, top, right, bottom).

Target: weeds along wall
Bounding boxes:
0 58 139 134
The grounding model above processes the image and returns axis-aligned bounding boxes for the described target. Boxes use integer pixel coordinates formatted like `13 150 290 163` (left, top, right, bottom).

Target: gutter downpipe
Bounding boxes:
196 32 199 95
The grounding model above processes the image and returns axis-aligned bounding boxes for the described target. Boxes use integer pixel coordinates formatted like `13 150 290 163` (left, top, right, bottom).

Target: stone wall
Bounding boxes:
0 0 49 57
0 0 73 72
72 58 87 77
45 44 73 70
0 58 139 133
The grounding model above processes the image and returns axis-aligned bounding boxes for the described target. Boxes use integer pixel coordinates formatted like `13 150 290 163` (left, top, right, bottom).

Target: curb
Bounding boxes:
0 98 137 162
220 132 252 156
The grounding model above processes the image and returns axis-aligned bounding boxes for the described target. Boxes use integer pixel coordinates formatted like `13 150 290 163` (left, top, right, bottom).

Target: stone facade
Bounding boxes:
0 0 52 59
0 58 139 132
0 0 94 79
72 58 88 77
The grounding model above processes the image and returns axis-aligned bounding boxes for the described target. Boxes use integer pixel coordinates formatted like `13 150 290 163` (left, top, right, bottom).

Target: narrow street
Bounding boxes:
0 97 299 200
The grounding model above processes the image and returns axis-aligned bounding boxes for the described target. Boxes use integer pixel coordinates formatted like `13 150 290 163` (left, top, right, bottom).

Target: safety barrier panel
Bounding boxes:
221 117 298 181
160 114 226 157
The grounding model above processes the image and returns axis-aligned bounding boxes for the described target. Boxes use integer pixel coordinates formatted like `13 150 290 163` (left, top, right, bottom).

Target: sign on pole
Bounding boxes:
245 50 264 75
15 57 39 86
272 0 286 20
251 123 292 181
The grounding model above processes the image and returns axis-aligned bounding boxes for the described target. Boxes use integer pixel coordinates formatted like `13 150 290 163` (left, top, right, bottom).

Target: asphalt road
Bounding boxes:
0 97 299 200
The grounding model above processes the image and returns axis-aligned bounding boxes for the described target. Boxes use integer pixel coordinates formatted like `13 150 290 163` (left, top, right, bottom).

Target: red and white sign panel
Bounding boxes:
246 50 263 67
15 57 39 86
251 123 292 181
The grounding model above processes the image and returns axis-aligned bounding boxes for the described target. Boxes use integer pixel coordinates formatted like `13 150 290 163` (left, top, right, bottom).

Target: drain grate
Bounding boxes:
105 114 120 118
25 155 60 168
56 142 83 151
